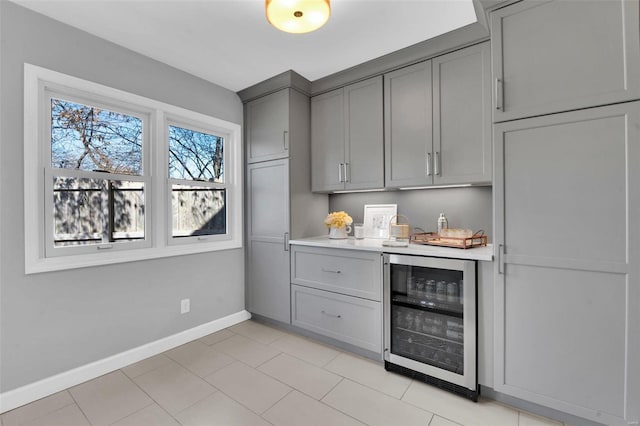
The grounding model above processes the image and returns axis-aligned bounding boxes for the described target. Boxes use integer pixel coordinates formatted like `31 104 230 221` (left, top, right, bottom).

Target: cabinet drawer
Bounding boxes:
291 285 382 353
291 246 382 301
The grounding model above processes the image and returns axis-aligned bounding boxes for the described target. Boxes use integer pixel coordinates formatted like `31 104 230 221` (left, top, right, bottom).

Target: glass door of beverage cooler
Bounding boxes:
383 254 477 397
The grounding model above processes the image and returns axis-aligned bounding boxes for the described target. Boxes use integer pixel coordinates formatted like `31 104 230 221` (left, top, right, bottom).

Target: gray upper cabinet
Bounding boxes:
384 60 433 188
433 41 491 185
311 89 345 192
246 89 289 163
311 76 384 192
493 102 640 425
385 42 492 189
491 0 640 122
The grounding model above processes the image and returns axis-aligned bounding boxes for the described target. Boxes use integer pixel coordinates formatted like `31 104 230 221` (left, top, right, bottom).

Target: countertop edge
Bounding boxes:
289 237 494 262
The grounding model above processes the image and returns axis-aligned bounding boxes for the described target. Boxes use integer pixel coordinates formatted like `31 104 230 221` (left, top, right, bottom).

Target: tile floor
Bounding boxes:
1 320 572 426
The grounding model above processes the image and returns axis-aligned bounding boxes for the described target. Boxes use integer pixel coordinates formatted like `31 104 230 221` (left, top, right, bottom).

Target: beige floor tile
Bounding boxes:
322 379 433 426
519 411 563 426
212 334 281 367
111 404 180 426
204 361 291 414
402 380 519 426
199 329 236 346
258 353 342 400
264 390 365 426
1 391 75 426
324 352 411 398
69 371 153 426
269 333 340 367
229 320 287 344
132 362 216 415
175 392 273 426
165 341 235 377
21 404 89 426
121 354 172 378
429 415 462 426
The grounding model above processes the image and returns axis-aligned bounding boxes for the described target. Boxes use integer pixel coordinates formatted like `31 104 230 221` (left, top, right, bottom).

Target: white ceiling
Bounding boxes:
11 0 478 92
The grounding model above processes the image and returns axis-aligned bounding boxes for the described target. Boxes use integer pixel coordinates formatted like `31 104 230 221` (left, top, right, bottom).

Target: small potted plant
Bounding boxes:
324 211 353 239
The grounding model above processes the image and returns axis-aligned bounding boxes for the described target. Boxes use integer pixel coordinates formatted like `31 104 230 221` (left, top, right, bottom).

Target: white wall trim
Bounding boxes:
0 310 251 414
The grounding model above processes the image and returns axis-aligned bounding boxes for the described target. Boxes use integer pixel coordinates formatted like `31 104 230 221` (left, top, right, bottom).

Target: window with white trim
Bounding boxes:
24 64 242 273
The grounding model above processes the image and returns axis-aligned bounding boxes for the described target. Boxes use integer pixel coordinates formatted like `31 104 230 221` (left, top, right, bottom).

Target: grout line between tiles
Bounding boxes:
66 388 94 426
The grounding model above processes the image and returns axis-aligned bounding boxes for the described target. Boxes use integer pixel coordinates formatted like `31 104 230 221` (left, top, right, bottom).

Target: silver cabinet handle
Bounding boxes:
344 163 350 183
495 78 503 111
338 163 343 183
283 130 289 150
97 244 113 250
434 151 440 176
321 268 341 274
498 244 505 274
321 310 342 318
426 152 432 176
284 232 289 252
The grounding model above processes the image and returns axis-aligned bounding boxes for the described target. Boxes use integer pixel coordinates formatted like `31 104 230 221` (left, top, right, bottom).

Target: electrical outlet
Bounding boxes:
180 298 190 314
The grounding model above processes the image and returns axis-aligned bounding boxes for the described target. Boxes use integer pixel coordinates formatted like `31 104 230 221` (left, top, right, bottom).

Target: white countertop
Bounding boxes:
289 236 494 261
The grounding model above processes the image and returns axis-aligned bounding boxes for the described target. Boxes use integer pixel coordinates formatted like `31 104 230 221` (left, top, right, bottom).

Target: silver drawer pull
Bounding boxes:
321 268 341 274
321 310 342 318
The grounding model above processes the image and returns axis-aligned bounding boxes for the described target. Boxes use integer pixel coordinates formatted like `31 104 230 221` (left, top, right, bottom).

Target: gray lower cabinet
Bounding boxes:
290 245 383 354
491 0 640 123
246 89 289 163
291 285 382 354
385 41 491 188
311 76 384 192
246 160 290 323
493 102 640 425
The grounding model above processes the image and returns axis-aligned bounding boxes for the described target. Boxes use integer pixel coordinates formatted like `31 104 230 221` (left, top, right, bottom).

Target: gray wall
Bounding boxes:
0 2 245 392
329 186 493 239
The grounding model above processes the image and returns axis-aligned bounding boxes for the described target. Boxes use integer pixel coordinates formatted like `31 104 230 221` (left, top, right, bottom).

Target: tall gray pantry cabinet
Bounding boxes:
245 86 327 323
491 1 640 424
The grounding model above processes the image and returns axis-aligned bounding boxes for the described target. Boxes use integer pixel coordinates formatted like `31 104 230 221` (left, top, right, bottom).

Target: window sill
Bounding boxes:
25 240 243 274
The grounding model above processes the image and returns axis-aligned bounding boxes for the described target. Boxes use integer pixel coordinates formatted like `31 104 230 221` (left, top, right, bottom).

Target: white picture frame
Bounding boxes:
363 204 397 239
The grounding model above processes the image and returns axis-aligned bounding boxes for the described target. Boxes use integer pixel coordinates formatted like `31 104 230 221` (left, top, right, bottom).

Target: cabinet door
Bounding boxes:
491 0 640 122
493 103 640 425
246 89 289 163
246 160 291 323
384 61 433 188
433 42 491 185
311 89 345 192
344 76 384 190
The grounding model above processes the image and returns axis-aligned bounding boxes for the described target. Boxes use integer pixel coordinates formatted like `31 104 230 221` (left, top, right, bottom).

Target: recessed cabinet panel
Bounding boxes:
291 246 382 301
385 61 433 188
248 240 291 324
345 76 384 190
291 284 382 353
311 89 345 192
503 114 627 264
247 89 289 163
491 0 640 122
247 160 289 239
502 264 626 417
433 42 491 185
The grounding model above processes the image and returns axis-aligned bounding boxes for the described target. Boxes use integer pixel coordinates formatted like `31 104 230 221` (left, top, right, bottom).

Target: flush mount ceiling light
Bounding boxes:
265 0 331 34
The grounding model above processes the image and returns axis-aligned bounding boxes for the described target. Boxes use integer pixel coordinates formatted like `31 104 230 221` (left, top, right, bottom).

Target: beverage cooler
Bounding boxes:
383 253 478 401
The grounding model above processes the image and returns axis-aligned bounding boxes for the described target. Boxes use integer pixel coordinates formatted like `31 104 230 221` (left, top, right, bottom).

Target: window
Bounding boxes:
24 64 242 273
45 96 150 256
167 122 229 242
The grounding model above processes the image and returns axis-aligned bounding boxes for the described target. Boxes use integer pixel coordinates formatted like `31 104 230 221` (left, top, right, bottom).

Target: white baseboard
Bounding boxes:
0 310 251 414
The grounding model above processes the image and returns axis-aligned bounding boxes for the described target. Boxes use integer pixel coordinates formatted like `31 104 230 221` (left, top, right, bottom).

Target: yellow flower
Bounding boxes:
324 211 353 228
